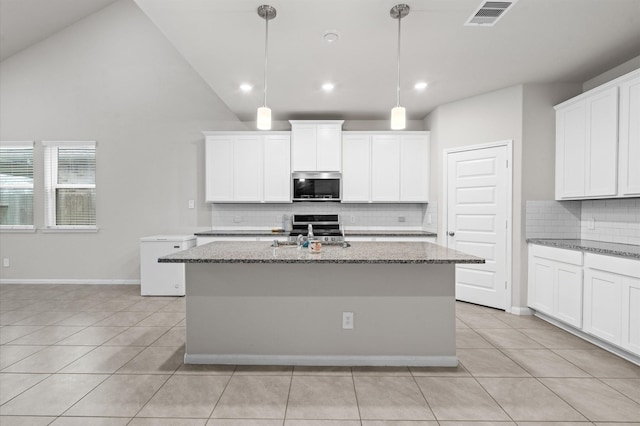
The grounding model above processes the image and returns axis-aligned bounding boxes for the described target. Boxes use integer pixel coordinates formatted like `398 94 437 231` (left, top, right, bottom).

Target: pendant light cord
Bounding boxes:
263 15 269 108
396 13 401 108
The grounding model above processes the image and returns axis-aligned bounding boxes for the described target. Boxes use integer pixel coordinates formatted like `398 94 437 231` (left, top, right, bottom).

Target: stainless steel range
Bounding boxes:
288 214 344 243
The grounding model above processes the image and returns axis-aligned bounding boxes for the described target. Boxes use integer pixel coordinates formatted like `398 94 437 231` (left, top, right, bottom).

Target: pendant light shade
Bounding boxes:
391 106 406 130
257 5 276 130
257 106 272 130
390 4 410 130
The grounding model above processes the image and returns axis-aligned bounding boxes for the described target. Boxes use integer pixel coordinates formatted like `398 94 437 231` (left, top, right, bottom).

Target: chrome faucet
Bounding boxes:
308 223 314 240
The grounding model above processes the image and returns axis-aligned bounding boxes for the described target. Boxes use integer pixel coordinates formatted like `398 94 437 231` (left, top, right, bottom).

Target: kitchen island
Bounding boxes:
160 241 483 367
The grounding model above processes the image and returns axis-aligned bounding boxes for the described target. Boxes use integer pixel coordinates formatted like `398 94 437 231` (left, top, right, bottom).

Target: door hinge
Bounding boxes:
506 159 509 168
505 281 507 289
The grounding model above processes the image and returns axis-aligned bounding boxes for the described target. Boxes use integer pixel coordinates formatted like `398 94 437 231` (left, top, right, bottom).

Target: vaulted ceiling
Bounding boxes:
2 0 640 122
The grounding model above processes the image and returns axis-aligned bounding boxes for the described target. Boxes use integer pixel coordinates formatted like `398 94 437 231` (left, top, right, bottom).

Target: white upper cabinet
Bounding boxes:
342 134 371 202
619 72 640 196
290 120 343 171
555 68 640 200
205 132 291 203
263 135 291 202
400 134 430 202
342 132 430 203
555 86 618 199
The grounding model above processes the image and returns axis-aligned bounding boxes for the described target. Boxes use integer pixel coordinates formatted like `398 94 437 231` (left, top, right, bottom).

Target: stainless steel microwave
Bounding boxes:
292 172 341 202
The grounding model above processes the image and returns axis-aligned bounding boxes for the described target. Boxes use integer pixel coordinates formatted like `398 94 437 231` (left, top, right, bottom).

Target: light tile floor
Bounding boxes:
1 284 639 425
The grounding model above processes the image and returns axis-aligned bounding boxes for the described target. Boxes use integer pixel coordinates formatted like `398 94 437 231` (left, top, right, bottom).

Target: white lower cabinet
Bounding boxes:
583 253 640 353
529 244 640 358
528 244 583 328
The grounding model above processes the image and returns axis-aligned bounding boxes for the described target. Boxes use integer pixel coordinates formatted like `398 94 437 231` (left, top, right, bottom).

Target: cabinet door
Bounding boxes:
583 268 623 345
371 135 400 202
619 73 640 196
205 136 234 202
528 256 555 316
263 135 291 202
291 124 317 171
400 135 429 202
621 276 640 355
233 135 263 201
555 263 583 328
316 124 341 171
555 102 587 199
586 87 618 197
342 134 371 202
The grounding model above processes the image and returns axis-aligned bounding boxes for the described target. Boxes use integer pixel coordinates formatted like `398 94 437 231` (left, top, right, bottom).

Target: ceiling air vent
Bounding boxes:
465 0 519 26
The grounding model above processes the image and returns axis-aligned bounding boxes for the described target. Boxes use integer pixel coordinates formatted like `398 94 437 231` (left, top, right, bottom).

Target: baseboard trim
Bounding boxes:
184 353 459 367
0 279 140 285
534 311 640 367
509 306 533 316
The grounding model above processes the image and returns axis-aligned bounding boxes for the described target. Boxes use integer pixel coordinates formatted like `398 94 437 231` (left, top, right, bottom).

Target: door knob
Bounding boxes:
448 231 455 237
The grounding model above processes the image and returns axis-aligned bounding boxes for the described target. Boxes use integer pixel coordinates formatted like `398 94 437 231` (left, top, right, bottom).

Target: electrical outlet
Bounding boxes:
350 215 356 224
234 216 242 223
398 216 406 223
588 217 596 230
342 311 354 329
3 258 9 268
188 200 195 209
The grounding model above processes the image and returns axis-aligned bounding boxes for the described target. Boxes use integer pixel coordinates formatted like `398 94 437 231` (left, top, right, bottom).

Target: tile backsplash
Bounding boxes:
211 203 432 230
526 199 640 246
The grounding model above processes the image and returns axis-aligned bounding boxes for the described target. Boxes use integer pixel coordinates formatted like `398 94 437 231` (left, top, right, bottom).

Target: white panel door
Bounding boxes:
583 268 623 345
316 124 341 171
447 145 509 310
555 102 586 198
400 135 429 202
263 135 291 202
291 124 316 171
371 135 400 202
619 73 640 196
586 87 618 197
233 135 262 201
205 136 234 202
342 134 371 202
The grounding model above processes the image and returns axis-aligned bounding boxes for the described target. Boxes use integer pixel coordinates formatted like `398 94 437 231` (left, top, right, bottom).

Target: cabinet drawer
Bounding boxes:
585 253 640 277
529 244 583 265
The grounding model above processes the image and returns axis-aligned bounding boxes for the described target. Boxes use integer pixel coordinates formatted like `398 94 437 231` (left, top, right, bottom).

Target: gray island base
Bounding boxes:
160 242 483 367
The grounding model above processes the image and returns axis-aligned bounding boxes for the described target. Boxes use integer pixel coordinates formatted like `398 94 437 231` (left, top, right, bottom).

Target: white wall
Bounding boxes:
249 120 426 131
583 55 640 92
0 0 246 282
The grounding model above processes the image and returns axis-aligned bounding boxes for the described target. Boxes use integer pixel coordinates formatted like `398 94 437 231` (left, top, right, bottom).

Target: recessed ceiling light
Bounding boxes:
414 82 428 90
323 30 339 43
322 83 335 92
240 83 253 92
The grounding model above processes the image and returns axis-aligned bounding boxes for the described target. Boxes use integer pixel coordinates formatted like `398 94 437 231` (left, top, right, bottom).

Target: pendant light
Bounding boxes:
390 4 410 130
257 5 276 130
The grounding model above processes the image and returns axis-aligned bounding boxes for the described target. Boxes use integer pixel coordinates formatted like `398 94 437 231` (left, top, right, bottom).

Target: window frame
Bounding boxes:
0 141 35 232
42 140 98 232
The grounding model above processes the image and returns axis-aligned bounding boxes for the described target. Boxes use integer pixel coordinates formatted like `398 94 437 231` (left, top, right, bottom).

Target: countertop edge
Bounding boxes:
527 238 640 260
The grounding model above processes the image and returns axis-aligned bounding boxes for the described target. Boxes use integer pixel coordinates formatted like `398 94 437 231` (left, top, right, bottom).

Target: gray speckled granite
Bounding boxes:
195 229 437 238
527 238 640 259
345 230 437 237
195 230 287 237
159 241 482 264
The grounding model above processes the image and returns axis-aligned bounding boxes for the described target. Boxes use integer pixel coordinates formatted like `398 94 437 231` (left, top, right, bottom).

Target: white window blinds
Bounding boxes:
43 141 96 228
0 141 34 228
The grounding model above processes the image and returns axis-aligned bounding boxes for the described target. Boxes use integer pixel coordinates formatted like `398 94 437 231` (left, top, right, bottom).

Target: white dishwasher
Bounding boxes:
140 235 196 296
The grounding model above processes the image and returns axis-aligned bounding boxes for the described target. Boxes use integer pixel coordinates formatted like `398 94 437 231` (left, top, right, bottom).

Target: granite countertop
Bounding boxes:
527 238 640 259
195 229 437 238
159 241 482 264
